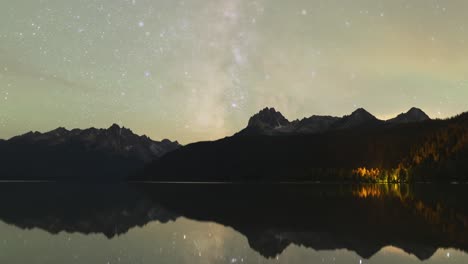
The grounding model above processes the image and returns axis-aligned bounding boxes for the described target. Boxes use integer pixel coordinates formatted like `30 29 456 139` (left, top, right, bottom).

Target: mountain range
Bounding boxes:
237 107 430 136
0 107 467 182
140 107 468 182
0 124 179 180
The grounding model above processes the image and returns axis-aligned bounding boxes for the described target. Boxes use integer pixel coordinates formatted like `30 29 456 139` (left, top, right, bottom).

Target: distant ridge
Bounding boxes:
237 107 430 136
8 124 180 162
0 124 180 180
387 107 431 124
335 108 380 129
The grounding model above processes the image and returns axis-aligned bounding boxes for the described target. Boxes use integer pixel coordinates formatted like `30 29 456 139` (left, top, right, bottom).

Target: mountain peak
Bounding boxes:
346 108 378 122
407 107 429 116
247 107 290 129
48 127 69 136
335 108 380 129
109 123 122 130
350 108 374 117
387 107 430 124
107 124 136 137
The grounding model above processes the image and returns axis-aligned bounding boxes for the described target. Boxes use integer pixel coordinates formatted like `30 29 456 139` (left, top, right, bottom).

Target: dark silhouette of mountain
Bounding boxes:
0 124 180 181
387 107 431 124
248 107 290 129
237 107 428 136
333 108 382 129
139 109 467 183
0 183 465 261
237 107 293 135
294 115 341 134
0 183 176 238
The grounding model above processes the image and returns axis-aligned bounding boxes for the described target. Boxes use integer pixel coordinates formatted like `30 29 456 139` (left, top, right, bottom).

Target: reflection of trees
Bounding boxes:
352 184 468 246
410 200 468 244
352 184 411 199
0 183 466 261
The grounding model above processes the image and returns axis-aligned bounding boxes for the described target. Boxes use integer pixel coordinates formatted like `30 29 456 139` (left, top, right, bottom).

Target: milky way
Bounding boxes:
1 0 468 143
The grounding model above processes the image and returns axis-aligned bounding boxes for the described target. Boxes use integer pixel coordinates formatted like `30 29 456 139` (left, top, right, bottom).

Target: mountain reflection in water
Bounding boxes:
0 182 466 263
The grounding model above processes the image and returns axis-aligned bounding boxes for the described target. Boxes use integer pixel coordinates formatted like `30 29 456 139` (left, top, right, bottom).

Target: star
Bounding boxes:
0 0 466 144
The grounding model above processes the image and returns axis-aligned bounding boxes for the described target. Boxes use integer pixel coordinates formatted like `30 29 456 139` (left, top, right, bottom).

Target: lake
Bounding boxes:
0 183 466 263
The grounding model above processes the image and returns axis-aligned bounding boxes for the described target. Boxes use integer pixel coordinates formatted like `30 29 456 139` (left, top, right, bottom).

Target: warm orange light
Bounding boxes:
353 167 381 181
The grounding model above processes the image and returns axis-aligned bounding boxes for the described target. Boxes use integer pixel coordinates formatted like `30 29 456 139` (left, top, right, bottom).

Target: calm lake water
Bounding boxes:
0 183 466 263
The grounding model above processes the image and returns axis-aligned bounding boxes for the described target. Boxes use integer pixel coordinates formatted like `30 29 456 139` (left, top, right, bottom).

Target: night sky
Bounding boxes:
1 0 468 143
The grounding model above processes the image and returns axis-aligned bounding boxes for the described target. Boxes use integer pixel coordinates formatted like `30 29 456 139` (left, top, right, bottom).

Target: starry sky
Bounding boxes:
1 0 468 144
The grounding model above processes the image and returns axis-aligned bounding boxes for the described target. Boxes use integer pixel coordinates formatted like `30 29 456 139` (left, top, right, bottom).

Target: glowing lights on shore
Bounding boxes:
352 166 409 183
